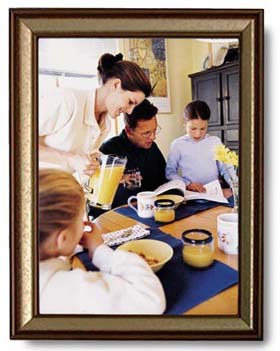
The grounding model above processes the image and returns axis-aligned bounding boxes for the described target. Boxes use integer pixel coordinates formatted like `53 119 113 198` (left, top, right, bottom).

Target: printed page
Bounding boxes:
185 180 229 203
154 179 186 196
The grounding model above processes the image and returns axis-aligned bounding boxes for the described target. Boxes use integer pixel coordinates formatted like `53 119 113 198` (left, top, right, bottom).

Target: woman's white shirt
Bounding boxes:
39 87 111 172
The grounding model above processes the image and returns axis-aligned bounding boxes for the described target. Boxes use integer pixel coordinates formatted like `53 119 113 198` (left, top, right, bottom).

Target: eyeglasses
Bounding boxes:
136 125 162 138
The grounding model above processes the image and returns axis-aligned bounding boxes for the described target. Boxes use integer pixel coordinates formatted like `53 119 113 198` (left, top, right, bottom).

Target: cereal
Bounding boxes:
129 250 159 265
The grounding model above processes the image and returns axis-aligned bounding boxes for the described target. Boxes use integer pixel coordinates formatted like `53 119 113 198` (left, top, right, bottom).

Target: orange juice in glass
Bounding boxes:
86 155 127 210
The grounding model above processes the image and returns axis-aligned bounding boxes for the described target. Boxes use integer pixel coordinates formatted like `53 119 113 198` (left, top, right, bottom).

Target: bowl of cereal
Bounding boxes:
116 239 173 272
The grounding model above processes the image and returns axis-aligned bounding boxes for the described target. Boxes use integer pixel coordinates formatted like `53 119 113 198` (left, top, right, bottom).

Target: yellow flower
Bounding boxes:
214 144 238 167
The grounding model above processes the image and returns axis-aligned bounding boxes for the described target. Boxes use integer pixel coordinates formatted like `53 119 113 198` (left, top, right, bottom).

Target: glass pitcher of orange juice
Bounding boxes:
85 154 127 210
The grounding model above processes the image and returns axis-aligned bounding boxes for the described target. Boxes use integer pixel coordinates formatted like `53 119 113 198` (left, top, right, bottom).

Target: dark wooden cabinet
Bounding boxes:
189 62 239 152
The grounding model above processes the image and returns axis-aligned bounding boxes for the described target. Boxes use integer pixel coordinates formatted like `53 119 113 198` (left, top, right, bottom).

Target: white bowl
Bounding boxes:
116 239 173 272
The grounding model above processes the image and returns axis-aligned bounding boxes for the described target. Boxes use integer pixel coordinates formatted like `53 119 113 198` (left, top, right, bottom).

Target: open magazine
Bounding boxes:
154 179 228 204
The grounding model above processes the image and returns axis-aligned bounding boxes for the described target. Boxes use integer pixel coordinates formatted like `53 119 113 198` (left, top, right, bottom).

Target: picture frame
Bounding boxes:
123 38 171 113
10 8 264 340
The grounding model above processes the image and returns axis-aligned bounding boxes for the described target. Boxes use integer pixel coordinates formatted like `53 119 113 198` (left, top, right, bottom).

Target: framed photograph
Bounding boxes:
10 8 264 340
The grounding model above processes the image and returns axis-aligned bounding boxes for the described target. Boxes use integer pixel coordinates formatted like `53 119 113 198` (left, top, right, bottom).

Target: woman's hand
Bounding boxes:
67 150 101 176
84 150 102 176
187 182 206 193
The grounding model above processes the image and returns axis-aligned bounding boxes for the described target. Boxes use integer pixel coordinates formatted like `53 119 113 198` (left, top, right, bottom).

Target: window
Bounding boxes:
39 38 120 139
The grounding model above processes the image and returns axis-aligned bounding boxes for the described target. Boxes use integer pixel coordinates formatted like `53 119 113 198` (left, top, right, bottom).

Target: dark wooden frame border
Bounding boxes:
10 8 264 340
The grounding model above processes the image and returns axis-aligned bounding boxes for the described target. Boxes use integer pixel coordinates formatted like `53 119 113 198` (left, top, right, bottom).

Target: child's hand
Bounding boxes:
187 182 206 193
79 221 104 259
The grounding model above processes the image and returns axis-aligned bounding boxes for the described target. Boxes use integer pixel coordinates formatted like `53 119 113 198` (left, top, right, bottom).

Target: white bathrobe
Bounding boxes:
39 244 166 315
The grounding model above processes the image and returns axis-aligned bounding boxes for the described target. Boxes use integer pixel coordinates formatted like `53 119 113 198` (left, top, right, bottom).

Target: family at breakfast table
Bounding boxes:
39 52 239 315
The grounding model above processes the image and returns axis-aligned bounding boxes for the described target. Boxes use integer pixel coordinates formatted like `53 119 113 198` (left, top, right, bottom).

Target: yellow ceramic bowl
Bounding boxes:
116 239 173 273
156 194 184 209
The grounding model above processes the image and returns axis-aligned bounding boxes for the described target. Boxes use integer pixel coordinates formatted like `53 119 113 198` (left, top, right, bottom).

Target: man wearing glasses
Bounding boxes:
99 98 167 208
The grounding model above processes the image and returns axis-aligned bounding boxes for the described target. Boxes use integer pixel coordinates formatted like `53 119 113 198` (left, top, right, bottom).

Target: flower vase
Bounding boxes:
230 178 239 213
225 166 239 212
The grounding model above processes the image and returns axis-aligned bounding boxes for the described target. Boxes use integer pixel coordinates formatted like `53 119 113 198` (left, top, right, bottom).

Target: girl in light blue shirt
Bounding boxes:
166 100 236 192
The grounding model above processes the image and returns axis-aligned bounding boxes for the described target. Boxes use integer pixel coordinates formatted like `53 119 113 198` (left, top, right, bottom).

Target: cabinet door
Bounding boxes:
191 72 222 127
208 128 224 141
221 65 239 125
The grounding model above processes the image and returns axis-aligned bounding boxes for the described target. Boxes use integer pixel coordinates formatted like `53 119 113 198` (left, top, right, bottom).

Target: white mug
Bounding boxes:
127 191 155 218
217 213 238 255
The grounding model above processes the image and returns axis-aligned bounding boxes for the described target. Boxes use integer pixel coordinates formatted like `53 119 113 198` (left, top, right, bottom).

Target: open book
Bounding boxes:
154 179 228 204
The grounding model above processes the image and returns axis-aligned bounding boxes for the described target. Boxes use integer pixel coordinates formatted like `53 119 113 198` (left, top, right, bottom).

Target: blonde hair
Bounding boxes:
39 169 85 245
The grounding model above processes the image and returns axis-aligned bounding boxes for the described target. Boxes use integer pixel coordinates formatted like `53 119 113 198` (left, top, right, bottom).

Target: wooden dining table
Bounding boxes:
90 189 238 316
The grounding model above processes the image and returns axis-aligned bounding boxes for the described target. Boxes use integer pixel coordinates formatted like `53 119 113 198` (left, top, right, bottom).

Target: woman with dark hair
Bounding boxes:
39 53 151 178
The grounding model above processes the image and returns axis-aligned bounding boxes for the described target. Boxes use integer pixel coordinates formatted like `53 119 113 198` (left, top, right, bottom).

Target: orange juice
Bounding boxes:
182 245 214 268
181 229 214 268
154 208 175 223
88 164 125 208
154 199 175 223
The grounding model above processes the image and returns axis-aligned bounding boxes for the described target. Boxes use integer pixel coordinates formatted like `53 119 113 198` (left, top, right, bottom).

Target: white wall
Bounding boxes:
39 38 119 73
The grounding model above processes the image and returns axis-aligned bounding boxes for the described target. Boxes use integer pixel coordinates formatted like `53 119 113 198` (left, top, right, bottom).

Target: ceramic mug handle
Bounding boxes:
127 196 138 213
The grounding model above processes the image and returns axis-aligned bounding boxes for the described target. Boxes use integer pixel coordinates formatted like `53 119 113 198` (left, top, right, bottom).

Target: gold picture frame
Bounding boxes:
10 8 264 340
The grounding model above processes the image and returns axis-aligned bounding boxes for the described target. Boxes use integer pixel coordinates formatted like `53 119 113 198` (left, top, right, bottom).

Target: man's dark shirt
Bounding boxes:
99 130 167 208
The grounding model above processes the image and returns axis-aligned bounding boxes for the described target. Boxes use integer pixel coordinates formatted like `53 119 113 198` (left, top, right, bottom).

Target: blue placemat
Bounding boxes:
76 227 238 315
113 196 234 228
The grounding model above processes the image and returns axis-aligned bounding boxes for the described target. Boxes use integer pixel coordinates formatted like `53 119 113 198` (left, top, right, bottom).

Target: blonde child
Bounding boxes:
166 100 236 192
39 169 166 314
